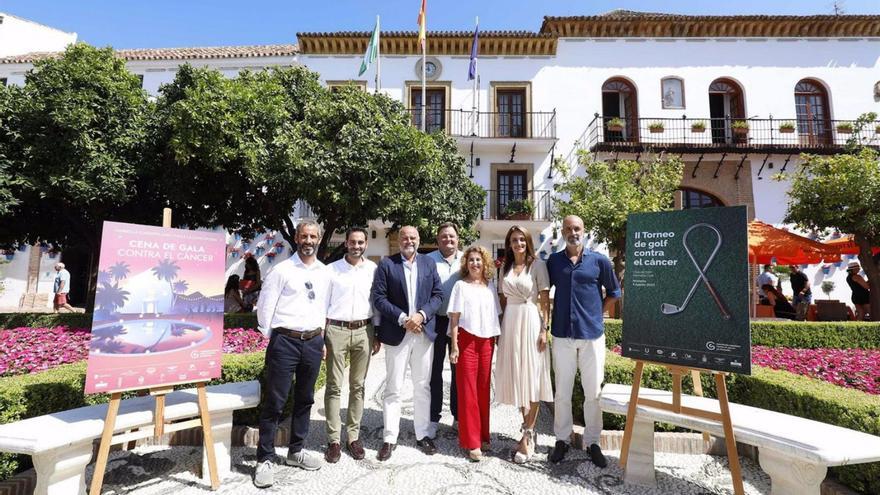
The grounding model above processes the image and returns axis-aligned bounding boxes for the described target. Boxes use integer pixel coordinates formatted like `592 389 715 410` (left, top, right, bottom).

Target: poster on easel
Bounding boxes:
85 221 226 394
621 206 750 374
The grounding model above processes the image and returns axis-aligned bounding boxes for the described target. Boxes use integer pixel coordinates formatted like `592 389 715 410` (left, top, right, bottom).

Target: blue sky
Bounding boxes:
1 0 877 49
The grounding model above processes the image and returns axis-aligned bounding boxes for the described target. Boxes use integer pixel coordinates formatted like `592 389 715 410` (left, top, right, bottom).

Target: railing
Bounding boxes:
407 109 556 139
569 115 880 158
481 189 553 221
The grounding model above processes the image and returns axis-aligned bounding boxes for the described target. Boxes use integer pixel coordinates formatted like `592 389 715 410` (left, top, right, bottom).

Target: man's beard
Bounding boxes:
299 244 316 256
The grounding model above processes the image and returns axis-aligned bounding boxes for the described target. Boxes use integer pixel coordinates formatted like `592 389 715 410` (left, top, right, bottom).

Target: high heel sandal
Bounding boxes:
512 426 534 464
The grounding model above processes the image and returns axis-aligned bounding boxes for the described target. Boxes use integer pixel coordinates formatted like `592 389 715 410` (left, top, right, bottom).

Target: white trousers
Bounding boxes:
552 334 605 445
383 331 435 443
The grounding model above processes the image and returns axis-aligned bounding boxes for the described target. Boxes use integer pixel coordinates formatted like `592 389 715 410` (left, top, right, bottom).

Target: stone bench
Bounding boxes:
600 383 880 495
0 380 260 495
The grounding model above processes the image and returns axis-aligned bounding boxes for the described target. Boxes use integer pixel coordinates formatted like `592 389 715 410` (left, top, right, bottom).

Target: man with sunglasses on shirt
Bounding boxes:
254 220 330 489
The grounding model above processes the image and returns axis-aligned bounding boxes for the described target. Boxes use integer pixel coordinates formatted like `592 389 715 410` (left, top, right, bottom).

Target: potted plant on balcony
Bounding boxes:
606 117 625 132
648 122 664 133
731 120 750 136
690 121 706 133
778 121 796 134
503 198 534 220
835 122 854 134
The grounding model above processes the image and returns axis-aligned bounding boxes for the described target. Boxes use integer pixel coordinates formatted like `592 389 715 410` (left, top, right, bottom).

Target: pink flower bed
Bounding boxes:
611 344 880 396
1 326 269 377
752 345 880 396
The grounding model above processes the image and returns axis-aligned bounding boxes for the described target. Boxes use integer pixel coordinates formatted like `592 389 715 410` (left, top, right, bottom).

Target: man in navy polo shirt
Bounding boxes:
547 215 620 468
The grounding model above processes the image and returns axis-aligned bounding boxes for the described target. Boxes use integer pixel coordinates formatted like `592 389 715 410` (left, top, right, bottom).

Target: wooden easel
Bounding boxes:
89 208 220 494
618 360 744 495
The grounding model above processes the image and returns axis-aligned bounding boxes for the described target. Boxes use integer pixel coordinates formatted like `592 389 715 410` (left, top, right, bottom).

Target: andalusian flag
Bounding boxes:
417 0 427 49
359 17 380 77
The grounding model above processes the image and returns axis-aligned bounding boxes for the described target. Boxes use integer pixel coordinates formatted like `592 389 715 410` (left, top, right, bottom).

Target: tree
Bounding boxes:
553 153 684 281
158 66 484 258
0 43 161 308
781 146 880 320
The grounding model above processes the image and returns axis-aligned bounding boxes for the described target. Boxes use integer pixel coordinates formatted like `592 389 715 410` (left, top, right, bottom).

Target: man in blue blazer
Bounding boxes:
371 225 443 461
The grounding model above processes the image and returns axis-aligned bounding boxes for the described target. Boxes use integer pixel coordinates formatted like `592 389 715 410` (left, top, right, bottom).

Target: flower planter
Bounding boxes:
691 126 706 133
733 128 749 136
779 127 795 134
649 128 664 134
607 124 624 132
836 126 853 134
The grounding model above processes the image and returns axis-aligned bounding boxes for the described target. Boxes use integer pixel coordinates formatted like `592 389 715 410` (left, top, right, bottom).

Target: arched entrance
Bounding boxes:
602 77 639 142
708 78 746 144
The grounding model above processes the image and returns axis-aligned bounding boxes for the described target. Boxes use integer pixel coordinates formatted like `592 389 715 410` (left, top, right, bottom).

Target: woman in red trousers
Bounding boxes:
448 245 502 461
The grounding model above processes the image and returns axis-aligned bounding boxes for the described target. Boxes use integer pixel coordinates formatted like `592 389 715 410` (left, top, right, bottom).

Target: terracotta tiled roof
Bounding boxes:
0 44 298 64
540 12 880 37
297 31 555 56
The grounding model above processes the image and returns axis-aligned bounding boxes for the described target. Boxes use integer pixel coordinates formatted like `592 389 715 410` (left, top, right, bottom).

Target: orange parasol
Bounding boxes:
822 235 880 256
748 220 841 265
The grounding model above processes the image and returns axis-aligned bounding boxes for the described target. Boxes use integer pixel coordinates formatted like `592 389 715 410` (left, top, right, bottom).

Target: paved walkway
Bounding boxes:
88 348 771 494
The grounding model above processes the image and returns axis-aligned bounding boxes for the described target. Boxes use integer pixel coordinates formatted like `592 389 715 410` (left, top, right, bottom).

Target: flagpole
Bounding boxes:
471 16 478 137
421 37 426 132
375 15 381 92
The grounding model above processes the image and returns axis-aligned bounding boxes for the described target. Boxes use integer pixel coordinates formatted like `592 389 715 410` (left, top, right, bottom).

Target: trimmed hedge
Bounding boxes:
593 351 880 494
0 349 325 483
602 319 880 350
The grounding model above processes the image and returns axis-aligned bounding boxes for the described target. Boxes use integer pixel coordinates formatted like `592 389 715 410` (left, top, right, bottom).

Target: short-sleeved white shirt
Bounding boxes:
447 279 502 338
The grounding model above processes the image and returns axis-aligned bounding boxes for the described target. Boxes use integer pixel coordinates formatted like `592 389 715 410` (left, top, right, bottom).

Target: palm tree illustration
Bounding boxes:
95 283 131 314
151 259 180 310
97 270 112 286
108 261 131 283
173 280 189 296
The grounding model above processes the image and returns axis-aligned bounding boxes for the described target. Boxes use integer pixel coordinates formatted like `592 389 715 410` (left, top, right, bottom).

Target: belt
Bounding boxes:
273 327 323 340
327 318 371 329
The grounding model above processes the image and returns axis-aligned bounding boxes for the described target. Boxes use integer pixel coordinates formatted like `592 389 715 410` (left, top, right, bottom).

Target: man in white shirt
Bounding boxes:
323 227 380 463
53 262 75 312
757 263 779 303
254 221 330 489
371 226 443 461
427 222 463 437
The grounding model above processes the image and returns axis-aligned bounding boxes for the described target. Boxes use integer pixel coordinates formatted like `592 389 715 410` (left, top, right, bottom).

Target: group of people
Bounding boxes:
251 215 620 489
758 261 873 320
224 256 262 313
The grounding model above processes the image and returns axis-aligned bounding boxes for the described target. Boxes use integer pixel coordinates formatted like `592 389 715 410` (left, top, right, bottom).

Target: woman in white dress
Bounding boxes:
495 225 552 463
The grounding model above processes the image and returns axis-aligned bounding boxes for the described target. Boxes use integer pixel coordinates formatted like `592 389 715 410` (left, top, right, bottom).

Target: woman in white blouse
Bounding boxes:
448 245 502 462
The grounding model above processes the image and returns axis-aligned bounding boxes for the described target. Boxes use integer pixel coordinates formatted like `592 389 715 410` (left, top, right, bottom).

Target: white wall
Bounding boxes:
0 12 76 58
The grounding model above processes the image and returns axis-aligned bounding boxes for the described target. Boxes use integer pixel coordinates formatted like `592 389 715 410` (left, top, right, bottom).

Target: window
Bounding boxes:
602 78 638 141
410 88 446 133
661 77 685 109
708 78 746 144
681 188 723 209
497 170 528 219
794 79 832 146
327 80 367 93
496 89 526 138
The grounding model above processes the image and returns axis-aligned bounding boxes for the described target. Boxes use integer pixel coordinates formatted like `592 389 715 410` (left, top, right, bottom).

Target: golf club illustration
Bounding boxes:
660 223 731 320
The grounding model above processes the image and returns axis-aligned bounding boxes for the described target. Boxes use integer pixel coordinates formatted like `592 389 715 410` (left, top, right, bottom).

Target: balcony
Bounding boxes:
481 189 553 222
407 109 557 144
573 115 880 156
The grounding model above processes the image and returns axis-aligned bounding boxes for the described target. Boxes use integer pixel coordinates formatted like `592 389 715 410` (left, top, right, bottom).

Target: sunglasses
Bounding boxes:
305 281 315 301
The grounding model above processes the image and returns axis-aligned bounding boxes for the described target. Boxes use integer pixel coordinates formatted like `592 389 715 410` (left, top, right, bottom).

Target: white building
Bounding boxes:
1 10 879 311
0 12 76 60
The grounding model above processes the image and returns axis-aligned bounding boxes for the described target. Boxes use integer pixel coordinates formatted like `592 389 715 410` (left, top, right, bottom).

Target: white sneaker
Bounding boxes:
253 460 273 488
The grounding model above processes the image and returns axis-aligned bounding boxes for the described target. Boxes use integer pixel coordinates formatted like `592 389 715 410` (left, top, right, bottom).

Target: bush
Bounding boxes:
0 349 325 482
591 351 880 493
602 319 880 350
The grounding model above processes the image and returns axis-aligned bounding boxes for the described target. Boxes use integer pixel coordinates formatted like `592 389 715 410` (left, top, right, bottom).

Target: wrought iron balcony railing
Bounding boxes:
481 189 553 222
569 115 880 158
407 109 556 139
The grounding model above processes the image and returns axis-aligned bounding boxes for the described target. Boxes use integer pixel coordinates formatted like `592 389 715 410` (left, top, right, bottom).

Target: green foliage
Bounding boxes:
602 319 880 350
782 146 880 319
821 280 836 298
606 117 624 128
836 122 854 132
731 120 750 130
503 198 535 216
0 43 160 252
0 349 324 482
597 351 880 493
553 154 684 277
690 121 706 132
778 121 796 132
648 121 664 132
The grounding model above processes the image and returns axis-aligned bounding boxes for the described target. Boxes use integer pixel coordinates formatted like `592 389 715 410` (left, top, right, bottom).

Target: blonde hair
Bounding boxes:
459 245 495 282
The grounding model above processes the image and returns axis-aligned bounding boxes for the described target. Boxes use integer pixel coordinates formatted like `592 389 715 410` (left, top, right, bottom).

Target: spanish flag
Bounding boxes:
417 0 427 49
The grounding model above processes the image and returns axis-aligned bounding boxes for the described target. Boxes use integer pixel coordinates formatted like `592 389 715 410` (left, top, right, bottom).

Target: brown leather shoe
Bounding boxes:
377 442 395 461
347 439 365 460
325 442 341 463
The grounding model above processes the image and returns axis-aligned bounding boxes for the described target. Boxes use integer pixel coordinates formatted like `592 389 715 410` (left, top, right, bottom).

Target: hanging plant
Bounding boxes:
265 232 276 241
266 252 277 262
821 264 831 275
4 250 14 261
17 245 27 252
241 239 251 250
255 246 265 256
47 248 60 259
230 250 240 259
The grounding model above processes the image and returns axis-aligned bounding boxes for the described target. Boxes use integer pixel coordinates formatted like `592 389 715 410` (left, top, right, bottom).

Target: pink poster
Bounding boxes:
85 221 225 394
